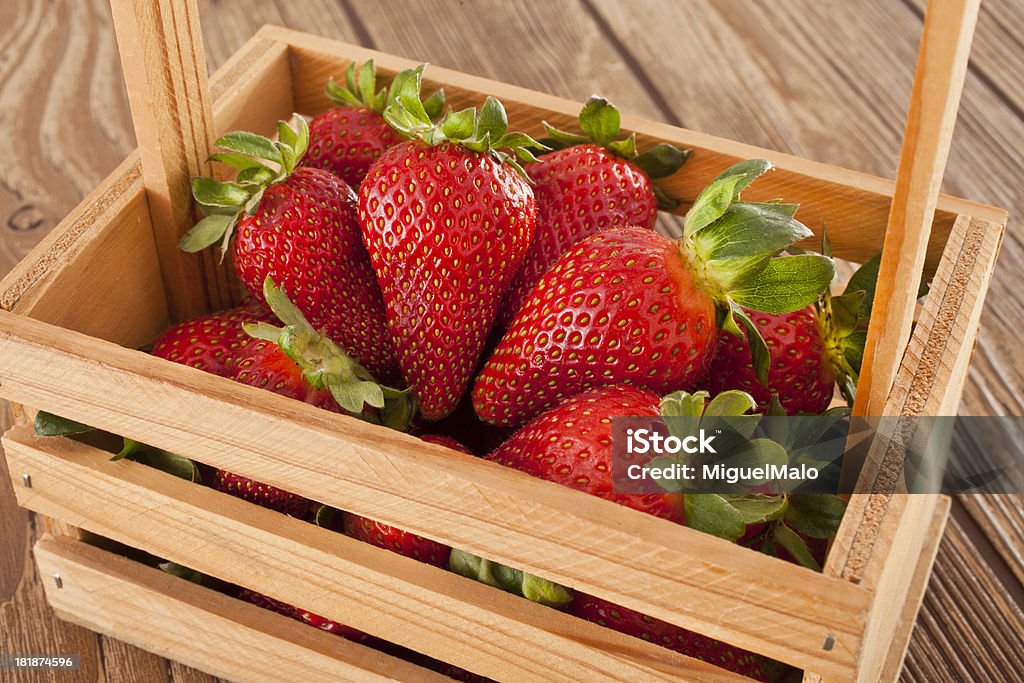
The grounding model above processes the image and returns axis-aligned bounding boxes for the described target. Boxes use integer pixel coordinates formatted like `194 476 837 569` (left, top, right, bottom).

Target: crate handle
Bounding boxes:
109 0 234 320
853 0 980 417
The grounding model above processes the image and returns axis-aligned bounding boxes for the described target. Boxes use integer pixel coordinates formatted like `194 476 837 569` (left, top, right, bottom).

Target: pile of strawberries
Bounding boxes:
144 61 869 681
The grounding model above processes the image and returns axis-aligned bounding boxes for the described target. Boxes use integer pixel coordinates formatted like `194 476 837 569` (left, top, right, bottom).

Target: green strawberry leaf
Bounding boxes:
192 177 249 208
685 493 787 541
578 96 620 147
713 158 773 198
633 144 691 179
540 121 589 148
441 107 476 141
772 523 821 571
357 59 376 108
215 131 282 165
119 447 201 483
730 254 835 314
422 88 447 121
475 96 509 143
34 411 94 437
158 561 205 585
785 494 846 539
607 132 637 160
449 550 572 608
325 77 363 108
521 572 574 608
684 175 745 236
110 437 144 461
704 390 758 418
696 202 807 262
179 214 236 253
730 305 772 385
208 152 266 171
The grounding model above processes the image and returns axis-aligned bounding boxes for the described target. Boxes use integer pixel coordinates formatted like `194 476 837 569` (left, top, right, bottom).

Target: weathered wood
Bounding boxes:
15 438 744 683
270 26 1006 277
34 535 448 683
855 0 980 418
0 335 870 677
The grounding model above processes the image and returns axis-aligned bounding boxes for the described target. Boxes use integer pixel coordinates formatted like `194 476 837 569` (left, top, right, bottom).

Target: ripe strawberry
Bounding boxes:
704 306 835 415
358 66 544 420
497 96 688 328
302 60 445 187
150 303 274 377
570 593 784 682
179 118 400 384
341 434 470 567
474 160 835 427
235 588 374 644
213 470 318 519
486 385 684 521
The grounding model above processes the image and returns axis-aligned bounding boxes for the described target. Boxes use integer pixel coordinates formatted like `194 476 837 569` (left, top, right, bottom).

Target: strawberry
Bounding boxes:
235 588 375 644
302 60 445 187
358 65 544 421
212 470 318 519
179 118 400 384
497 96 689 328
485 385 683 521
704 306 835 415
340 434 470 568
570 593 784 682
150 303 274 377
474 160 835 427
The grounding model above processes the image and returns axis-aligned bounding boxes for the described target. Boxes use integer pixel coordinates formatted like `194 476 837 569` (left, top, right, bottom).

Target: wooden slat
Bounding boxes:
108 0 231 319
33 535 447 683
268 26 1006 277
0 328 869 678
855 0 980 418
11 436 742 683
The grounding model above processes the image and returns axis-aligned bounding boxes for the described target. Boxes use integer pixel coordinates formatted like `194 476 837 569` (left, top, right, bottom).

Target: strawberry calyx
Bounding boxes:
244 276 416 430
381 64 547 179
448 549 574 608
541 95 691 207
325 59 446 118
661 390 846 571
179 117 312 256
677 160 836 384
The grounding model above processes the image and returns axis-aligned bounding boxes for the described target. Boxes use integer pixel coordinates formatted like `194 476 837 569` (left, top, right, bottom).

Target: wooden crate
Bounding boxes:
0 4 1007 682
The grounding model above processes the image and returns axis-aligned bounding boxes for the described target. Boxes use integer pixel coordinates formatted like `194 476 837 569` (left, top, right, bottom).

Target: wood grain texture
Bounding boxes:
14 435 741 683
34 536 449 683
0 1 1021 682
108 0 232 319
855 0 980 418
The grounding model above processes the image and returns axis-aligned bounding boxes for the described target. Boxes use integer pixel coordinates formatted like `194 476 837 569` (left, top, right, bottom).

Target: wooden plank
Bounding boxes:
33 535 448 683
0 347 869 679
877 496 952 683
108 0 232 319
855 0 980 418
270 26 1006 276
12 437 744 683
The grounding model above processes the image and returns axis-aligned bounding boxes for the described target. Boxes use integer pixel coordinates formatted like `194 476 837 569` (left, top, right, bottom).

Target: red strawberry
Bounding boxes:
570 593 784 682
486 385 684 522
180 118 400 384
474 160 835 427
150 303 274 377
704 306 835 415
358 66 544 420
235 588 375 644
302 60 445 187
232 339 341 412
342 434 470 567
498 97 689 327
213 470 318 519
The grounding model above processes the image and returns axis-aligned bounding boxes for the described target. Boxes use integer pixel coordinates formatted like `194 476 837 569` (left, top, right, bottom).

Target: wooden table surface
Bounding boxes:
1 1 1022 681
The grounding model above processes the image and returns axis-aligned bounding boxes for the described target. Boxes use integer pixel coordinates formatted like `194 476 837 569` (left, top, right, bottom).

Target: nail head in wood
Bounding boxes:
21 473 31 488
823 634 836 651
54 573 63 589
